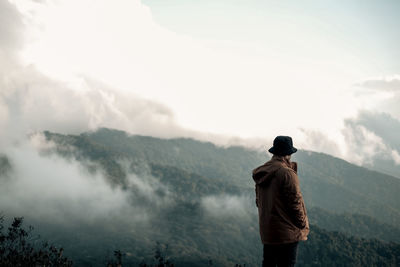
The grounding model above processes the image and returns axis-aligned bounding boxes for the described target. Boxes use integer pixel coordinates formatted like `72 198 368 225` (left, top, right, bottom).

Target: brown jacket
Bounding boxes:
252 155 309 244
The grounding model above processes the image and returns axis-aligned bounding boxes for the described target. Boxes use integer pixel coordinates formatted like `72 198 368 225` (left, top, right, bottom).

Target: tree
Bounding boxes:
0 215 73 267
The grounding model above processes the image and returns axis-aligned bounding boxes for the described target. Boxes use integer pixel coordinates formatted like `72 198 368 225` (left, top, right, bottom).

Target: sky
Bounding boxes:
1 0 400 168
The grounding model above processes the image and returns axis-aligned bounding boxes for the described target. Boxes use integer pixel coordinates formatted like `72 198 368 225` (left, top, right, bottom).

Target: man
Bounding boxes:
252 136 309 267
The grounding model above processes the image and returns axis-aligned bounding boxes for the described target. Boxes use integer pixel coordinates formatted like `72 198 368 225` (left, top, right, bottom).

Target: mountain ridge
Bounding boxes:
42 128 400 226
1 127 400 265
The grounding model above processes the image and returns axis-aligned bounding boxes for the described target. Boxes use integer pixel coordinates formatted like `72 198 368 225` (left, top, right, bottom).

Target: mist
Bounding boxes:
200 194 255 219
0 133 178 228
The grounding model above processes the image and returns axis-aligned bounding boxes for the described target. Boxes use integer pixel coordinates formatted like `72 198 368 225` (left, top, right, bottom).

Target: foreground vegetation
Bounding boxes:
1 214 399 266
0 215 72 266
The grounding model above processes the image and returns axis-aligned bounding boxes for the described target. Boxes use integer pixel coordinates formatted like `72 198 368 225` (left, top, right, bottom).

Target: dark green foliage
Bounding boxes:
298 225 400 267
149 164 243 200
106 250 123 267
308 207 400 243
0 215 72 266
3 214 400 266
151 242 174 267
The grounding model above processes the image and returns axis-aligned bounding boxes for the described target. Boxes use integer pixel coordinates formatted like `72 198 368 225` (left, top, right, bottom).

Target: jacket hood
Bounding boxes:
252 156 291 185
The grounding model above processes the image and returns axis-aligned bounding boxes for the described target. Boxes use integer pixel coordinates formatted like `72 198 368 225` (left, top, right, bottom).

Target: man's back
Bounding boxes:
253 155 309 245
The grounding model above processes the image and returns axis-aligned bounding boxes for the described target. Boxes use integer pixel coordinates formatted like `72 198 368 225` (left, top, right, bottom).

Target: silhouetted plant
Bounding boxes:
153 242 173 267
106 249 123 267
138 242 174 267
0 214 72 267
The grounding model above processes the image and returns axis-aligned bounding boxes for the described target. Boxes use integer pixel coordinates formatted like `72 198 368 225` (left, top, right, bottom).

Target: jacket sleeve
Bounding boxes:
282 169 307 229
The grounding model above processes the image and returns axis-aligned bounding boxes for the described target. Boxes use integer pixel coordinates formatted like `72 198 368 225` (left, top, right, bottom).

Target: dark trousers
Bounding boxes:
262 242 299 267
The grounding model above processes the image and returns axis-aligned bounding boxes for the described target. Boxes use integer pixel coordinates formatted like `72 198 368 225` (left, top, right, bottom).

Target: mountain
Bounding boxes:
44 128 400 226
1 127 400 266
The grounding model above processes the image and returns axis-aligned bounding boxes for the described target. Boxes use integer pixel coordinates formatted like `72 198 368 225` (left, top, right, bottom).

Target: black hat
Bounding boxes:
268 136 297 156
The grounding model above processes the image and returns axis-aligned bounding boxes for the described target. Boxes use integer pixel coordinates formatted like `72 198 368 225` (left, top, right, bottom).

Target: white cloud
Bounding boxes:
298 128 343 158
354 75 400 120
29 131 56 150
342 114 400 168
0 62 187 144
356 75 400 92
8 0 365 141
0 139 141 225
342 123 385 165
391 150 400 166
0 1 271 150
0 133 177 227
200 194 253 218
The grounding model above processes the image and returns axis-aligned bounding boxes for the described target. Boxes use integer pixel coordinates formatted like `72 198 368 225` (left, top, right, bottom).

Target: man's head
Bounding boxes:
268 136 297 156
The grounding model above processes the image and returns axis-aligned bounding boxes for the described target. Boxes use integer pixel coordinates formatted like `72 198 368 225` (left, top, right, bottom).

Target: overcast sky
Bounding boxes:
2 0 400 166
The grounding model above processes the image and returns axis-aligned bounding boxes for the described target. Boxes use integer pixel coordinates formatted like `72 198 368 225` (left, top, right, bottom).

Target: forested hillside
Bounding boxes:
1 128 400 266
44 128 400 226
308 207 400 243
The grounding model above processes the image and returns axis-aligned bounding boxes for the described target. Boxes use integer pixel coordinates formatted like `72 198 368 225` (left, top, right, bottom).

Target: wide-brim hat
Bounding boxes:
268 136 297 156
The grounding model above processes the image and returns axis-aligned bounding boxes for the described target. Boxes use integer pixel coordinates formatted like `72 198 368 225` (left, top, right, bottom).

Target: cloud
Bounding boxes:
0 64 268 150
349 111 400 149
4 0 389 157
298 128 343 158
0 0 193 146
0 134 175 228
8 0 369 143
290 75 400 171
297 110 400 177
356 75 400 92
391 150 400 165
200 194 254 218
0 1 268 149
353 75 400 119
0 63 185 141
0 139 139 225
342 111 400 177
342 121 388 165
0 0 24 56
